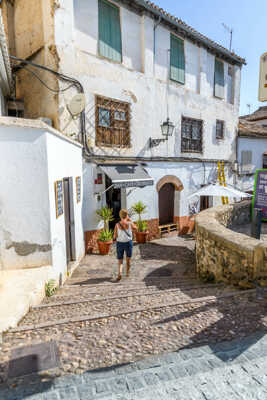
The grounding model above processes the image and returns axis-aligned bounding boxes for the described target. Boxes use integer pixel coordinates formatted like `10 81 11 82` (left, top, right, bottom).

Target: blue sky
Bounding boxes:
155 0 267 116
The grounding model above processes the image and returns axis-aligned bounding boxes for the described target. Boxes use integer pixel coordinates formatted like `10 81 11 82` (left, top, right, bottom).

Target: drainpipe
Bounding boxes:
153 16 161 75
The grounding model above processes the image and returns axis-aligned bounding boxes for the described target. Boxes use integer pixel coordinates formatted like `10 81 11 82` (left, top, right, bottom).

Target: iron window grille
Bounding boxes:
216 120 225 139
181 117 203 153
95 95 131 148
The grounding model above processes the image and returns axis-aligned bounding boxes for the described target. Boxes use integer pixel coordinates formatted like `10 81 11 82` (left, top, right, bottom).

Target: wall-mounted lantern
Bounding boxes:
149 118 175 148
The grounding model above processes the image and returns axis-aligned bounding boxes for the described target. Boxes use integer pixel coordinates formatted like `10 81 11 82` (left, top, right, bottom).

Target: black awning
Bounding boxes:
99 164 154 189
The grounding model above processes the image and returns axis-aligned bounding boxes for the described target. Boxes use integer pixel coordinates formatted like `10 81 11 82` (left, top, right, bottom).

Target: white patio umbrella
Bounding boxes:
188 183 253 199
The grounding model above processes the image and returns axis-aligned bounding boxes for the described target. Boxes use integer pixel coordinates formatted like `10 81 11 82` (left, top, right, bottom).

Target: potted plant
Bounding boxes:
96 207 114 255
131 201 149 244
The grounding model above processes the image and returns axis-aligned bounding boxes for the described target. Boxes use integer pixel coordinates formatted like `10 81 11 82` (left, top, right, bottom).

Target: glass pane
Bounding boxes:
192 122 200 139
114 110 126 121
98 107 110 127
182 121 191 138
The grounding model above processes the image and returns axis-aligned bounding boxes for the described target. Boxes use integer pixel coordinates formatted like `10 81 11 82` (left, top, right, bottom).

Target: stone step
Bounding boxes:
2 332 266 399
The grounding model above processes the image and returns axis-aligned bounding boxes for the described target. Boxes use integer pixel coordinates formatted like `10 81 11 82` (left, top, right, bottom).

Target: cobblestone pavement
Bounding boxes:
2 332 267 399
1 236 267 398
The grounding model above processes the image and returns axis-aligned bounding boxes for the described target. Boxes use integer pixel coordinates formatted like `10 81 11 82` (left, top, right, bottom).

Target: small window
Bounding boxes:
170 35 185 84
181 117 203 153
216 120 224 139
95 95 130 147
263 154 267 169
214 59 225 99
98 0 122 63
241 150 252 173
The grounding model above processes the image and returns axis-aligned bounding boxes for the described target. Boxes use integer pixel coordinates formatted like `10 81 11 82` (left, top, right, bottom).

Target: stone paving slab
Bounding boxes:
2 331 267 399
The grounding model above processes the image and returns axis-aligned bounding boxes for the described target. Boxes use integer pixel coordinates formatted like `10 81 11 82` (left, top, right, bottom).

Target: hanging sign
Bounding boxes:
76 176 81 203
252 169 267 221
55 180 64 218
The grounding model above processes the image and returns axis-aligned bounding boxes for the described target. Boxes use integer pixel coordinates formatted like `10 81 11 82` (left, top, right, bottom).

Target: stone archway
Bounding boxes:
157 176 184 226
156 175 184 193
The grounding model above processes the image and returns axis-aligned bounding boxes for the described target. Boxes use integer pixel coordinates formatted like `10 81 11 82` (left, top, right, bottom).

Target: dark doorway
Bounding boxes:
63 177 76 267
105 175 121 230
159 183 175 225
200 196 209 211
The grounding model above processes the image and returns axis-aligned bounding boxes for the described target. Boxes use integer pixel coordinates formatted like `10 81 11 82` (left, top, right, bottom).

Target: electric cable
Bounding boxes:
23 66 76 93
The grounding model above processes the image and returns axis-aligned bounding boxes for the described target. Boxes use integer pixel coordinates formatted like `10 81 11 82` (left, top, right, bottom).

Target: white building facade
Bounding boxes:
53 0 245 247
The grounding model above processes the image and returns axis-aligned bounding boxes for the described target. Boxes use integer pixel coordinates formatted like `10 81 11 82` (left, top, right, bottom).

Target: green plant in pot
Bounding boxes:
96 206 114 255
131 201 149 244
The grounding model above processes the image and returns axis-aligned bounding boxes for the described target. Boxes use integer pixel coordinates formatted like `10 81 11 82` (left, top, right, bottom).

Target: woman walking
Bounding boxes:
113 209 137 282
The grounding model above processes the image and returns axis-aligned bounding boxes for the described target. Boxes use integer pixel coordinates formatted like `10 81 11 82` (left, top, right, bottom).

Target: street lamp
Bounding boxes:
150 118 175 148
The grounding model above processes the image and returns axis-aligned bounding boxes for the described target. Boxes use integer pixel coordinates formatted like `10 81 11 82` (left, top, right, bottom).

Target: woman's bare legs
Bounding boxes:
117 259 123 281
126 257 131 277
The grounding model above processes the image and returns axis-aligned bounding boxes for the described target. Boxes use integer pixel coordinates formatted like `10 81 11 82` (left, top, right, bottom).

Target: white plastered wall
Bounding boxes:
0 120 84 273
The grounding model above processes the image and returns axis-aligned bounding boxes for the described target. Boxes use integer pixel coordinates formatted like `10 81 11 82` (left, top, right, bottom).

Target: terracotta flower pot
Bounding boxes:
188 216 196 234
97 240 113 255
136 231 148 244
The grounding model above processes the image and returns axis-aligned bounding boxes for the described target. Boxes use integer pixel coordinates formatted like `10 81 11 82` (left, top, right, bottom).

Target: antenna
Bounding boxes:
247 103 251 114
222 23 233 51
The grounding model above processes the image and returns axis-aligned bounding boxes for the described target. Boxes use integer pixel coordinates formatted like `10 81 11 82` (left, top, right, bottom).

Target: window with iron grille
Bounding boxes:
181 117 203 153
95 96 131 147
216 120 224 139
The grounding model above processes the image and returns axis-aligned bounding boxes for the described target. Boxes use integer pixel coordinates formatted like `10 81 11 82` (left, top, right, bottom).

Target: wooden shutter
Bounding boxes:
241 150 252 172
170 35 185 84
98 0 122 63
214 59 225 98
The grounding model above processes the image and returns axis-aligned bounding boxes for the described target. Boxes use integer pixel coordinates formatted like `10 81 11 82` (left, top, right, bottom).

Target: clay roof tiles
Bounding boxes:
240 106 267 122
136 0 246 65
238 120 267 138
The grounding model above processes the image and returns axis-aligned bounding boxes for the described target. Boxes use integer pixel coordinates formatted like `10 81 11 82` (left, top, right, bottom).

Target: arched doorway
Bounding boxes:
157 175 184 226
159 183 175 225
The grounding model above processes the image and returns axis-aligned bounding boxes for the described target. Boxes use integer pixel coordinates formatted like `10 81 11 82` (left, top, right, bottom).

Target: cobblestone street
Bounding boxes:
1 236 267 399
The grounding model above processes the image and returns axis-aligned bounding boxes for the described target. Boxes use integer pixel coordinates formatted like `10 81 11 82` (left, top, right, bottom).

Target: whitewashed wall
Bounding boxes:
46 132 84 277
237 137 267 192
0 125 52 270
55 0 241 162
0 119 84 273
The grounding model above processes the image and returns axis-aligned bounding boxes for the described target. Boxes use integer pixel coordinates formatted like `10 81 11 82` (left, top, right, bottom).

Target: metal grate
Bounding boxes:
95 95 131 148
181 117 203 153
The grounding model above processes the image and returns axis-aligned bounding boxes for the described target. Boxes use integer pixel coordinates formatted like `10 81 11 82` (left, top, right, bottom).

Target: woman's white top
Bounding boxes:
117 224 133 243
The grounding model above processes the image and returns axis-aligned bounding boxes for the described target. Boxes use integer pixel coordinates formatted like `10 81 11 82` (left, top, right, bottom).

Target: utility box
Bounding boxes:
259 52 267 102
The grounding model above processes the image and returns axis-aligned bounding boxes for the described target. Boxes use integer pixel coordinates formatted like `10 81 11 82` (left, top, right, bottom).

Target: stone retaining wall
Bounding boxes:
195 201 267 285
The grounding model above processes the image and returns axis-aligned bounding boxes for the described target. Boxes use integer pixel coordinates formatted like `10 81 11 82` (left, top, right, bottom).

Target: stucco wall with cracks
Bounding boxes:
0 125 52 270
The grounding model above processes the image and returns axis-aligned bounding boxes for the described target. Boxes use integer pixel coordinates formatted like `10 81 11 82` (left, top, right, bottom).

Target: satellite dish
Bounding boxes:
67 94 86 117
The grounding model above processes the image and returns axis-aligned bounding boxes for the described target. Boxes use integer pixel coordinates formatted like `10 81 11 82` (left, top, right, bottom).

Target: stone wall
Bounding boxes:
195 201 267 285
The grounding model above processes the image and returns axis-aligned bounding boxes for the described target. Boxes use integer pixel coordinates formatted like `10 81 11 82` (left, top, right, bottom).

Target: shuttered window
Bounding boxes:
98 0 122 63
170 35 185 84
214 59 225 98
241 150 252 173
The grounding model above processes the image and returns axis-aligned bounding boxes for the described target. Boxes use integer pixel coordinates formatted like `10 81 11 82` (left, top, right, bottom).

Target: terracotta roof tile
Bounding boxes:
240 106 267 122
140 0 246 65
238 120 267 138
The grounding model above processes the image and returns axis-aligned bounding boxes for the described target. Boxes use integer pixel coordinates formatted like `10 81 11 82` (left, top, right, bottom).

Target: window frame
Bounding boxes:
170 34 185 85
98 0 123 64
181 116 203 153
216 119 225 140
95 95 131 148
214 58 225 99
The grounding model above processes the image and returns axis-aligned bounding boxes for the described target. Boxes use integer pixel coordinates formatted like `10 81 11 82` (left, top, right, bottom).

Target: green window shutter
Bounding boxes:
214 59 225 98
98 0 122 63
170 35 185 84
